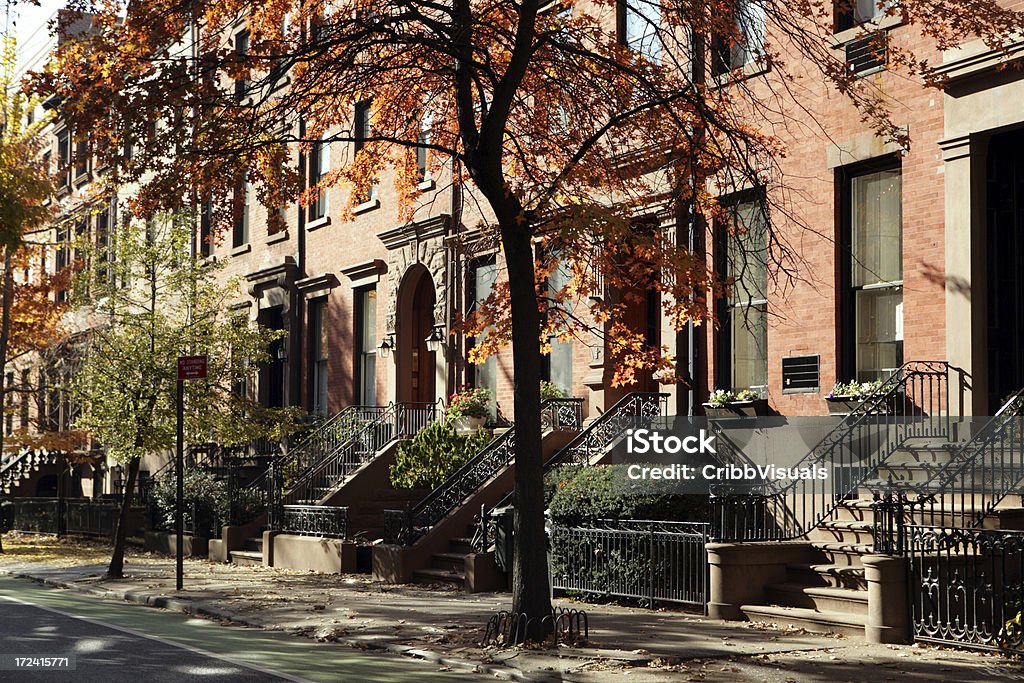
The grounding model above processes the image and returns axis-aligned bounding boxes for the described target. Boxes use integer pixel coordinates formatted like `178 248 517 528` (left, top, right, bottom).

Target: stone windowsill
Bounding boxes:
830 14 905 50
417 178 436 192
267 229 290 245
231 243 251 256
307 215 331 231
353 198 381 215
712 58 770 88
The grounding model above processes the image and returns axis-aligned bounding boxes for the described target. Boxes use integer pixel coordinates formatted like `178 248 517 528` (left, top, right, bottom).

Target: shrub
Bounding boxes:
540 381 569 401
151 470 227 537
390 420 494 489
547 465 709 526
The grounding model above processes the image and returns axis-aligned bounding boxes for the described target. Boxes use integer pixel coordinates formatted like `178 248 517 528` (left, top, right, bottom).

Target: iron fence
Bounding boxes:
909 524 1024 653
549 519 710 610
280 505 348 538
3 498 142 538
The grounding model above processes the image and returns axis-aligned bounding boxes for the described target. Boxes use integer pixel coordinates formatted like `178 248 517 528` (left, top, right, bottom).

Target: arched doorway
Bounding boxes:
397 265 437 404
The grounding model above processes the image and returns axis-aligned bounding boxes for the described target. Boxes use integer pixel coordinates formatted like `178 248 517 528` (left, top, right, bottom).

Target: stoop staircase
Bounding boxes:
379 398 586 586
412 521 479 586
735 379 1024 637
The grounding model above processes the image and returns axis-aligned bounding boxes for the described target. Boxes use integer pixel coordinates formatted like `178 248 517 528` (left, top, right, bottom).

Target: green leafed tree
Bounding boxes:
69 211 304 578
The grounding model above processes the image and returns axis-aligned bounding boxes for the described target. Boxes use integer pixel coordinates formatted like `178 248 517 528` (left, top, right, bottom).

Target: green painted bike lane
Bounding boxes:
0 575 477 682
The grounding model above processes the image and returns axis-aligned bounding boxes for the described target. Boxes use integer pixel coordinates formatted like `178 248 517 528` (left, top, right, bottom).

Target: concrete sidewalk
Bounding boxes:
1 551 1022 682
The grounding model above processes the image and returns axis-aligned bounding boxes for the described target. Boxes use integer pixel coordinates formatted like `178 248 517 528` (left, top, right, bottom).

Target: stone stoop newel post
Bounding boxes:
862 554 911 644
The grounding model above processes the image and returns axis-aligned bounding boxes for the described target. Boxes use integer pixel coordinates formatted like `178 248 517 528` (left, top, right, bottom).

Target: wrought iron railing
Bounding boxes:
280 504 348 538
276 405 386 488
870 388 1024 554
272 402 439 526
383 398 584 545
556 393 668 467
472 392 668 539
1 448 57 496
909 524 1024 654
548 519 710 610
710 361 953 542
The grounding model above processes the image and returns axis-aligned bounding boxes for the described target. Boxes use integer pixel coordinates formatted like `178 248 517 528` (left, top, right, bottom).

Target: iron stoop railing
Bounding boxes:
710 361 953 542
475 392 668 537
548 519 710 610
270 402 439 529
383 398 584 545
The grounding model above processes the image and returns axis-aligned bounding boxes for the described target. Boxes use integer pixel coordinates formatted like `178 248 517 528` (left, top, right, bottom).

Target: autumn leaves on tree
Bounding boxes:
29 0 1024 630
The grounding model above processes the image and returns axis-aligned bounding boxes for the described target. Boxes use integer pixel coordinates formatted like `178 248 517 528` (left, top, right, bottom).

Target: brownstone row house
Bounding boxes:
7 0 1024 651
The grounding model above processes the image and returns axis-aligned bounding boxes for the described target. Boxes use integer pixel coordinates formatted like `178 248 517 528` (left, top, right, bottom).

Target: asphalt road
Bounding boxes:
0 576 474 682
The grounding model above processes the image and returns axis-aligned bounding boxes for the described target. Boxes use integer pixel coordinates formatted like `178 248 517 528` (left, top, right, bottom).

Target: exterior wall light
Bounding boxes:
425 325 445 354
378 333 395 358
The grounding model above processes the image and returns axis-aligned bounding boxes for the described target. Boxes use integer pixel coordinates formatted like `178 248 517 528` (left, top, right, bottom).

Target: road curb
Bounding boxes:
0 568 542 682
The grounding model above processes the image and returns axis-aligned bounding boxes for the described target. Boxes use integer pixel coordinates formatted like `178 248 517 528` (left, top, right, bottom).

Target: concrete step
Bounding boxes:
886 444 959 465
874 462 943 482
413 567 465 587
449 537 475 555
740 604 865 638
831 499 877 523
787 563 868 590
808 520 875 545
810 541 873 567
763 582 869 616
431 552 467 571
229 550 263 566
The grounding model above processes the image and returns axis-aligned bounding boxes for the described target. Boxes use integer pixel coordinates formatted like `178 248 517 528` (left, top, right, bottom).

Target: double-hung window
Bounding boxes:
619 0 662 62
467 257 499 418
843 164 902 380
234 30 250 102
353 100 378 203
836 0 896 31
712 0 767 75
309 137 329 221
233 180 250 247
309 298 330 414
719 196 768 393
355 288 377 406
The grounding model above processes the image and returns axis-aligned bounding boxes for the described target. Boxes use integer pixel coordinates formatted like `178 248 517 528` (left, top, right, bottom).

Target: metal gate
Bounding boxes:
909 524 1024 653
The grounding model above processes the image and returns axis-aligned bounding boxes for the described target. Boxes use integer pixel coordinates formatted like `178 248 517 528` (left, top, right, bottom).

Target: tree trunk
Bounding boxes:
106 457 140 578
0 246 14 456
0 246 11 555
501 222 552 640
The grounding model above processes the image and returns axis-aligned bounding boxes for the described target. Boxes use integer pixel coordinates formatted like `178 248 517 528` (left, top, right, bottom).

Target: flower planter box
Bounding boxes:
826 397 864 415
703 399 768 418
453 415 487 434
825 394 904 416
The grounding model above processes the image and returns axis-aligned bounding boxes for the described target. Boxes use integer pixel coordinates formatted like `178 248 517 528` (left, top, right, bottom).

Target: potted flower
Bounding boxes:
702 389 768 418
446 385 492 433
825 379 887 415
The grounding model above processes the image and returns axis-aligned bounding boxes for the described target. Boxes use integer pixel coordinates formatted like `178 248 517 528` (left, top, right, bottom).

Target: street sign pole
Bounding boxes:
175 355 206 592
175 377 184 591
